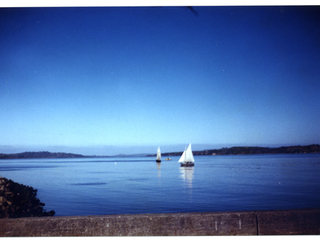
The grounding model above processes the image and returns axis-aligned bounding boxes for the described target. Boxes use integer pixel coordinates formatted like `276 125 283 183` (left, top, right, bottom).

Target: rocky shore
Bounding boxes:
0 177 55 218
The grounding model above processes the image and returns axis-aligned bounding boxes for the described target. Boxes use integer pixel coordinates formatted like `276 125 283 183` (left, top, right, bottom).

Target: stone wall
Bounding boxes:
0 208 319 236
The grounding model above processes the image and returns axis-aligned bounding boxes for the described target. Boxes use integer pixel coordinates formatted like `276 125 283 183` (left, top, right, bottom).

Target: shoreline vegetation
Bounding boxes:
0 144 319 159
158 144 320 157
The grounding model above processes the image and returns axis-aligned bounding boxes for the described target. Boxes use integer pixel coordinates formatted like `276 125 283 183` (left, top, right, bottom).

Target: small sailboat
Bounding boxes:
156 147 161 162
178 143 195 167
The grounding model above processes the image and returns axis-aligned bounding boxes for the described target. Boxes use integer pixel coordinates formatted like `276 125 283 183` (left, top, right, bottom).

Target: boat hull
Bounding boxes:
156 160 161 162
180 162 194 167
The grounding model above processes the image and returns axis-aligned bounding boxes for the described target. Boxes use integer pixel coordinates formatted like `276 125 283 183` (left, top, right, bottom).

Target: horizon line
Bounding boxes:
1 143 318 156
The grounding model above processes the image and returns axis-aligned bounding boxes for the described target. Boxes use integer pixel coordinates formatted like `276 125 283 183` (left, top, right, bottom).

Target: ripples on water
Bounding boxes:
0 154 319 216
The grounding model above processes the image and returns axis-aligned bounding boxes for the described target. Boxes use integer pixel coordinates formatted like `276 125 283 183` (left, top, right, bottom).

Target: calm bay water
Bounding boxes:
0 154 319 216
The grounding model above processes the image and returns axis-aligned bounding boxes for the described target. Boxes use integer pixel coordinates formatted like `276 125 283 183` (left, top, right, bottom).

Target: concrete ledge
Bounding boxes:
0 208 319 236
258 208 320 235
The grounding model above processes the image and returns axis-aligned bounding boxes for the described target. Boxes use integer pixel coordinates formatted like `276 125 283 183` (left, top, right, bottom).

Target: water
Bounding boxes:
0 154 319 216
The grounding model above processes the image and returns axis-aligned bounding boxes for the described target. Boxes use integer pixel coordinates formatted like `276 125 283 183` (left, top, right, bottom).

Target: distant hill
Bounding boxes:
148 144 320 156
0 151 88 159
0 151 146 159
1 144 320 159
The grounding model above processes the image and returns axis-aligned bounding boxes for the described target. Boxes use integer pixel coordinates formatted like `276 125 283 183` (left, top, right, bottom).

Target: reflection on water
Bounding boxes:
1 154 319 216
70 182 106 186
180 166 194 188
157 162 161 178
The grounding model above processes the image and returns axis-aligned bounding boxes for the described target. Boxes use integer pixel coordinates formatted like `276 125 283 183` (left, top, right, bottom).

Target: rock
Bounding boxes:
0 176 55 218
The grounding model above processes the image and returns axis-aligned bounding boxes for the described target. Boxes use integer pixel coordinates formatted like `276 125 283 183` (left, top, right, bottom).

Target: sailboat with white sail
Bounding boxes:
156 147 161 162
178 143 195 167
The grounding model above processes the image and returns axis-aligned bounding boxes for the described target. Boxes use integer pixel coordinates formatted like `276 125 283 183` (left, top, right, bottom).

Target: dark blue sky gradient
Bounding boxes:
1 6 320 155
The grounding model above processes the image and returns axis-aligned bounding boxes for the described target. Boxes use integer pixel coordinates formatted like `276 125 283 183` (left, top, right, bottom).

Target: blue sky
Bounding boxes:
1 6 320 155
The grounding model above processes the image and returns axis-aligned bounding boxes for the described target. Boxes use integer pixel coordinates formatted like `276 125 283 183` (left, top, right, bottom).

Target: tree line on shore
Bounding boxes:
0 144 320 159
0 151 87 159
153 144 320 157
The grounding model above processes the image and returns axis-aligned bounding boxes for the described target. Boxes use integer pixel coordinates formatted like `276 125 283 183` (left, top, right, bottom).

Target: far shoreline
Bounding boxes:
1 144 320 159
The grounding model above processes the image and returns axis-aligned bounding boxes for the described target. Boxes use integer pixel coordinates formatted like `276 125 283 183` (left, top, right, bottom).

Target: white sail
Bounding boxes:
185 143 195 162
156 147 161 161
178 144 194 163
178 150 186 163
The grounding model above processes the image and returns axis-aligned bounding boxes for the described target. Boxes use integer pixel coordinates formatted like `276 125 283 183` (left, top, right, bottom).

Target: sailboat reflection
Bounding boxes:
179 166 194 188
157 162 161 178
